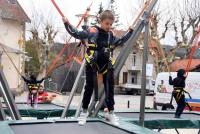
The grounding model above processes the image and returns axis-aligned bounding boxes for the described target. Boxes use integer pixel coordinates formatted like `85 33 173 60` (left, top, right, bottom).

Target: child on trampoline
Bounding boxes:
63 10 133 125
22 74 45 107
169 69 187 118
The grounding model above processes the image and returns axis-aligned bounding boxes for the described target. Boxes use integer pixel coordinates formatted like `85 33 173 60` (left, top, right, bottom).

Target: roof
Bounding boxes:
0 0 30 22
169 59 200 72
162 45 200 58
0 42 26 54
51 42 79 56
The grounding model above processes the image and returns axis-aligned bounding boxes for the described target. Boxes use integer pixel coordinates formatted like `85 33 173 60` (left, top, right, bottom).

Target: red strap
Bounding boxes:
47 0 94 75
51 0 65 17
185 27 200 76
64 46 81 65
73 56 82 64
47 43 70 75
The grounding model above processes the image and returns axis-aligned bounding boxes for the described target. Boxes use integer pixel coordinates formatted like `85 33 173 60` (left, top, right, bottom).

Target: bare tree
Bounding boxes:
25 7 59 76
165 0 200 58
147 0 200 73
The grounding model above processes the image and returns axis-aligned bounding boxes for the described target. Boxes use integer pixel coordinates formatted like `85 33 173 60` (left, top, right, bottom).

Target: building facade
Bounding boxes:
0 0 30 93
112 30 156 93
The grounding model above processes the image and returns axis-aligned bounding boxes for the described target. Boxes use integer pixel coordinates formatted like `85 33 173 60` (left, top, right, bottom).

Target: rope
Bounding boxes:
185 26 200 76
60 47 82 93
0 44 41 112
129 0 153 28
51 0 65 17
0 43 22 76
47 0 94 76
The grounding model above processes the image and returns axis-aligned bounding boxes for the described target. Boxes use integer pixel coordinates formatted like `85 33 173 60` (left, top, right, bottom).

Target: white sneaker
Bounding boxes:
104 108 109 119
105 111 119 126
78 111 88 125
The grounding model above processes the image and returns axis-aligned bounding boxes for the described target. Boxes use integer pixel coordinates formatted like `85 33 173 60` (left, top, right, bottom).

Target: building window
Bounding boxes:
123 72 128 84
131 72 137 84
132 54 136 66
131 77 135 83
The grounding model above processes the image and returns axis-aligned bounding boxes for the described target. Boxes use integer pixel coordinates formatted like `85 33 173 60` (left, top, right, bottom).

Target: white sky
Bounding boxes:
17 0 177 44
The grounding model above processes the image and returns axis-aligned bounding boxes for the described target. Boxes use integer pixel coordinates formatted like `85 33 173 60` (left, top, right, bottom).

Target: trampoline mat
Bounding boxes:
116 112 200 120
10 122 134 134
16 103 64 110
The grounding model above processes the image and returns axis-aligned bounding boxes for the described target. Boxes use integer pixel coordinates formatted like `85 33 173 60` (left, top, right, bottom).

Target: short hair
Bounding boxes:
99 10 115 22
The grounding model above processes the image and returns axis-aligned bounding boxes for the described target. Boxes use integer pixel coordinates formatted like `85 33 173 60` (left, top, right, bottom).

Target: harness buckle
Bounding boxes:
104 48 109 53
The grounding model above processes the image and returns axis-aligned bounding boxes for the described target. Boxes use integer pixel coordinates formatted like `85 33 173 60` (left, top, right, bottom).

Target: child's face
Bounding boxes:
39 87 44 93
100 19 114 32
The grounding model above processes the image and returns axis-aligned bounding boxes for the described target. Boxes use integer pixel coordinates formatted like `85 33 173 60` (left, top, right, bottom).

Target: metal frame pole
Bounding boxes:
0 70 21 120
0 99 6 120
75 80 86 117
139 12 149 126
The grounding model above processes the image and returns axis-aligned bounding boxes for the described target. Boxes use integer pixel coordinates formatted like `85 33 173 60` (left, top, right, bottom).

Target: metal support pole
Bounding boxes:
0 70 21 120
60 59 76 93
0 99 6 120
88 84 104 116
139 13 149 127
75 80 86 118
61 60 85 118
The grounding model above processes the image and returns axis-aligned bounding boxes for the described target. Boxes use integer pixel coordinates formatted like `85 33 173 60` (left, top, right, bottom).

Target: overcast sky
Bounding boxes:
17 0 177 44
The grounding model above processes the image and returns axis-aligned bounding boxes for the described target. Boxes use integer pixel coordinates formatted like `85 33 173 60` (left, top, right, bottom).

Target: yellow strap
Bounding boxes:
86 44 96 47
176 92 183 101
111 58 115 65
102 69 107 74
85 50 95 63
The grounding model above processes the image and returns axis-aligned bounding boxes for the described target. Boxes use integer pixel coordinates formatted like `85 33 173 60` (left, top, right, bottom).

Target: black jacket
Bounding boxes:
169 76 186 88
64 22 133 68
169 69 186 89
64 22 133 47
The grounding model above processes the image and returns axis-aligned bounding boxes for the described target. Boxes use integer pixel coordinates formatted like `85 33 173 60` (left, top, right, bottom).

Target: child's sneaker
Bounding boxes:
105 111 119 126
77 110 88 125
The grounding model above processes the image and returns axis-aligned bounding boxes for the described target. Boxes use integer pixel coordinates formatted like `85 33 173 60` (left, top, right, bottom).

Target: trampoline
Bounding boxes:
114 111 200 133
3 102 76 119
0 119 159 134
115 111 200 120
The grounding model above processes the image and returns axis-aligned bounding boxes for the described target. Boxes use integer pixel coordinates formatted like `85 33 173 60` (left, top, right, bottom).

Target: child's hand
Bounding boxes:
62 17 69 23
128 26 133 32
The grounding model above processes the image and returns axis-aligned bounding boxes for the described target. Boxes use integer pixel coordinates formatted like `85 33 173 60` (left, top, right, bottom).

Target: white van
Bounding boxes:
154 72 200 111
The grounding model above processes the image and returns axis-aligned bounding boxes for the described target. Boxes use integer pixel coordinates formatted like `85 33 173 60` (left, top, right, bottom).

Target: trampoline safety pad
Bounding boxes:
3 103 76 118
